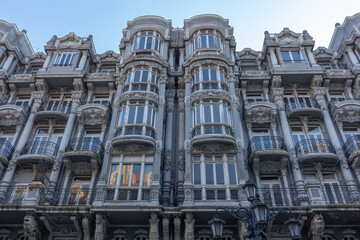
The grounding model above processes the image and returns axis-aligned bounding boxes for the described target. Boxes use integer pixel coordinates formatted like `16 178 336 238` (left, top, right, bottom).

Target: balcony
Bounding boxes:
329 98 360 123
104 187 151 201
258 187 294 207
0 103 29 126
63 137 104 169
112 125 156 148
0 186 29 206
17 141 59 165
248 136 288 172
41 187 95 206
294 139 337 166
35 100 72 122
243 99 277 123
343 135 360 167
191 123 235 146
285 97 322 119
0 139 15 166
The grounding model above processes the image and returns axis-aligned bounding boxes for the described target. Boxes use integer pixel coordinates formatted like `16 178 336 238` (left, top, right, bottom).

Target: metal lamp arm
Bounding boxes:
215 207 251 221
267 207 294 221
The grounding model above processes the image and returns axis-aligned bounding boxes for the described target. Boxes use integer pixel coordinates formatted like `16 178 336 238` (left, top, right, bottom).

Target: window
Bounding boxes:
281 50 303 63
132 31 161 52
283 93 318 112
108 155 153 201
193 155 238 200
260 176 285 206
9 184 28 204
43 95 72 114
118 101 157 128
193 30 223 50
192 67 227 92
67 178 90 206
53 51 76 66
92 94 109 105
123 69 159 94
14 95 30 108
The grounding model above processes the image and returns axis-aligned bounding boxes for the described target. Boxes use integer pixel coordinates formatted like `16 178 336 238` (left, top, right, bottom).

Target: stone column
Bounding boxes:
169 49 175 71
58 168 71 205
275 48 284 65
162 216 170 240
179 49 185 71
0 91 44 187
281 168 292 205
87 169 98 205
149 213 159 240
42 52 53 70
346 47 360 66
94 213 106 240
271 79 308 205
336 122 347 143
78 51 88 70
306 47 317 66
12 124 23 147
162 90 175 206
177 89 185 203
174 216 181 240
184 213 195 240
1 53 15 71
269 48 278 66
100 124 107 143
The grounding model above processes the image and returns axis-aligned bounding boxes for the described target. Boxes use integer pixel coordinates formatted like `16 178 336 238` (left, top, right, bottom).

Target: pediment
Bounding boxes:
98 50 120 62
238 48 259 60
57 32 82 45
276 28 300 43
313 47 334 59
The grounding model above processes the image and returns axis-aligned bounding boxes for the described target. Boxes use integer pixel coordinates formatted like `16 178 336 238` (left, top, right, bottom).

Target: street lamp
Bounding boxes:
209 182 302 240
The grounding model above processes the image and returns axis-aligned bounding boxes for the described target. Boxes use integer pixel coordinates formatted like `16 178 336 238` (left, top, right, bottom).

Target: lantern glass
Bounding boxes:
244 182 257 201
209 215 225 239
252 203 267 223
285 218 302 239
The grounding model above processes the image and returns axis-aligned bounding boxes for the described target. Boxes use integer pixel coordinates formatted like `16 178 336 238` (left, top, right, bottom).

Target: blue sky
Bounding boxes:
2 0 359 54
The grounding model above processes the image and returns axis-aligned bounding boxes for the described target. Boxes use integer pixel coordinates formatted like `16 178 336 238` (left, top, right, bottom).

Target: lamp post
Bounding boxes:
209 182 302 240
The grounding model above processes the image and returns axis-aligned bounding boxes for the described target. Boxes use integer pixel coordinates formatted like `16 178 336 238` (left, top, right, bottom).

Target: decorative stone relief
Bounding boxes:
184 213 195 240
174 217 181 240
149 213 159 240
94 214 106 240
190 90 231 103
23 214 40 240
309 213 325 240
191 143 237 154
245 106 277 123
118 91 159 105
77 105 110 125
112 144 155 154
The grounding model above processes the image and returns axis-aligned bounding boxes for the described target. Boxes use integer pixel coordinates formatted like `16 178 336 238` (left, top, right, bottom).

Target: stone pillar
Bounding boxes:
309 213 325 240
174 216 181 240
271 81 308 205
169 49 175 71
78 51 88 70
269 48 278 66
162 90 175 206
346 47 360 65
42 52 53 70
82 216 91 240
100 124 107 143
87 169 98 205
281 168 292 205
12 124 23 147
1 53 15 71
179 49 185 71
94 213 106 240
336 122 347 143
162 216 170 240
177 89 185 203
149 213 159 240
184 213 195 240
275 48 284 65
306 48 317 66
59 168 71 205
23 214 41 240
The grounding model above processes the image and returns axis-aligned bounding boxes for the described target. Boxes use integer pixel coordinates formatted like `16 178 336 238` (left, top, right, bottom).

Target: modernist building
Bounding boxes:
0 12 360 240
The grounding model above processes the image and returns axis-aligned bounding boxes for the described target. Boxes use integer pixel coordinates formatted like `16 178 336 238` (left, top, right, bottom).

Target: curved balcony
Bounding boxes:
0 139 15 166
63 137 104 168
111 125 156 148
191 81 228 93
191 123 235 146
35 101 72 122
285 97 322 119
329 98 360 122
343 135 360 167
0 103 29 126
17 141 59 165
295 139 337 166
244 99 277 123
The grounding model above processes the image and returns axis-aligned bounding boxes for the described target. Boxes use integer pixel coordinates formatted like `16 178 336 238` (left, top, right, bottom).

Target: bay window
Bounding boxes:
193 30 223 50
132 31 161 52
192 100 232 137
192 67 227 92
123 68 159 94
53 51 76 66
108 155 153 201
193 154 238 200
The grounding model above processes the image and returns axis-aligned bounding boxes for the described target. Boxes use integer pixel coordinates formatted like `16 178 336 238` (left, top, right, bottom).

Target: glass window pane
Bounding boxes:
139 37 146 49
143 165 152 187
213 105 220 123
146 37 153 49
69 54 75 65
154 39 159 51
131 164 141 187
195 107 201 125
134 71 141 82
64 54 71 65
132 39 137 51
201 36 207 48
120 165 131 187
141 71 148 82
136 107 144 124
228 163 237 184
147 107 152 126
210 69 217 80
216 37 222 49
194 164 201 184
220 73 225 82
291 51 301 62
281 51 291 62
151 74 156 84
59 54 67 65
223 106 229 124
203 70 209 81
194 38 198 50
127 107 136 124
208 35 214 48
206 164 214 184
195 73 200 83
216 164 224 184
204 105 211 123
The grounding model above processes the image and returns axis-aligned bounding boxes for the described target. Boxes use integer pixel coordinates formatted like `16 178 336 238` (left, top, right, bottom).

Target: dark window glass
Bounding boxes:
141 71 148 82
136 107 144 124
210 69 217 80
281 51 291 62
194 164 201 184
201 36 207 48
146 37 153 49
128 107 136 124
134 71 141 82
215 164 224 184
228 163 237 184
205 164 214 184
213 106 220 123
204 106 211 123
208 36 215 48
203 70 209 81
139 37 146 49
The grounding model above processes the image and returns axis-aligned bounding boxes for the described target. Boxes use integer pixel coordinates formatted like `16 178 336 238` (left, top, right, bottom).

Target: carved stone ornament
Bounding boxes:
23 214 40 240
118 91 159 105
244 104 277 123
309 213 325 240
149 213 159 240
332 104 360 122
191 143 237 154
177 149 185 171
184 213 195 240
112 144 155 154
174 217 181 240
94 214 105 240
77 104 110 126
190 90 231 103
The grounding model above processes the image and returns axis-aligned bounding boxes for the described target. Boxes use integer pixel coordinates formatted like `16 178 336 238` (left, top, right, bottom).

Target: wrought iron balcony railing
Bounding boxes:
343 135 360 158
193 188 240 201
0 139 15 160
116 125 155 139
284 97 320 113
105 187 151 201
40 187 95 206
248 136 286 154
65 137 104 159
192 123 233 138
0 186 29 205
294 139 335 157
38 100 72 115
21 141 59 158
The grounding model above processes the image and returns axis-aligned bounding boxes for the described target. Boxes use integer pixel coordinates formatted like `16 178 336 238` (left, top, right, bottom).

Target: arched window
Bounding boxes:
193 30 223 50
124 68 159 94
192 67 227 92
132 31 161 52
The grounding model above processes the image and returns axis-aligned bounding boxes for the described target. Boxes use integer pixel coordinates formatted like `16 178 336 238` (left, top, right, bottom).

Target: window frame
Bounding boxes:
53 51 77 66
132 31 162 52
